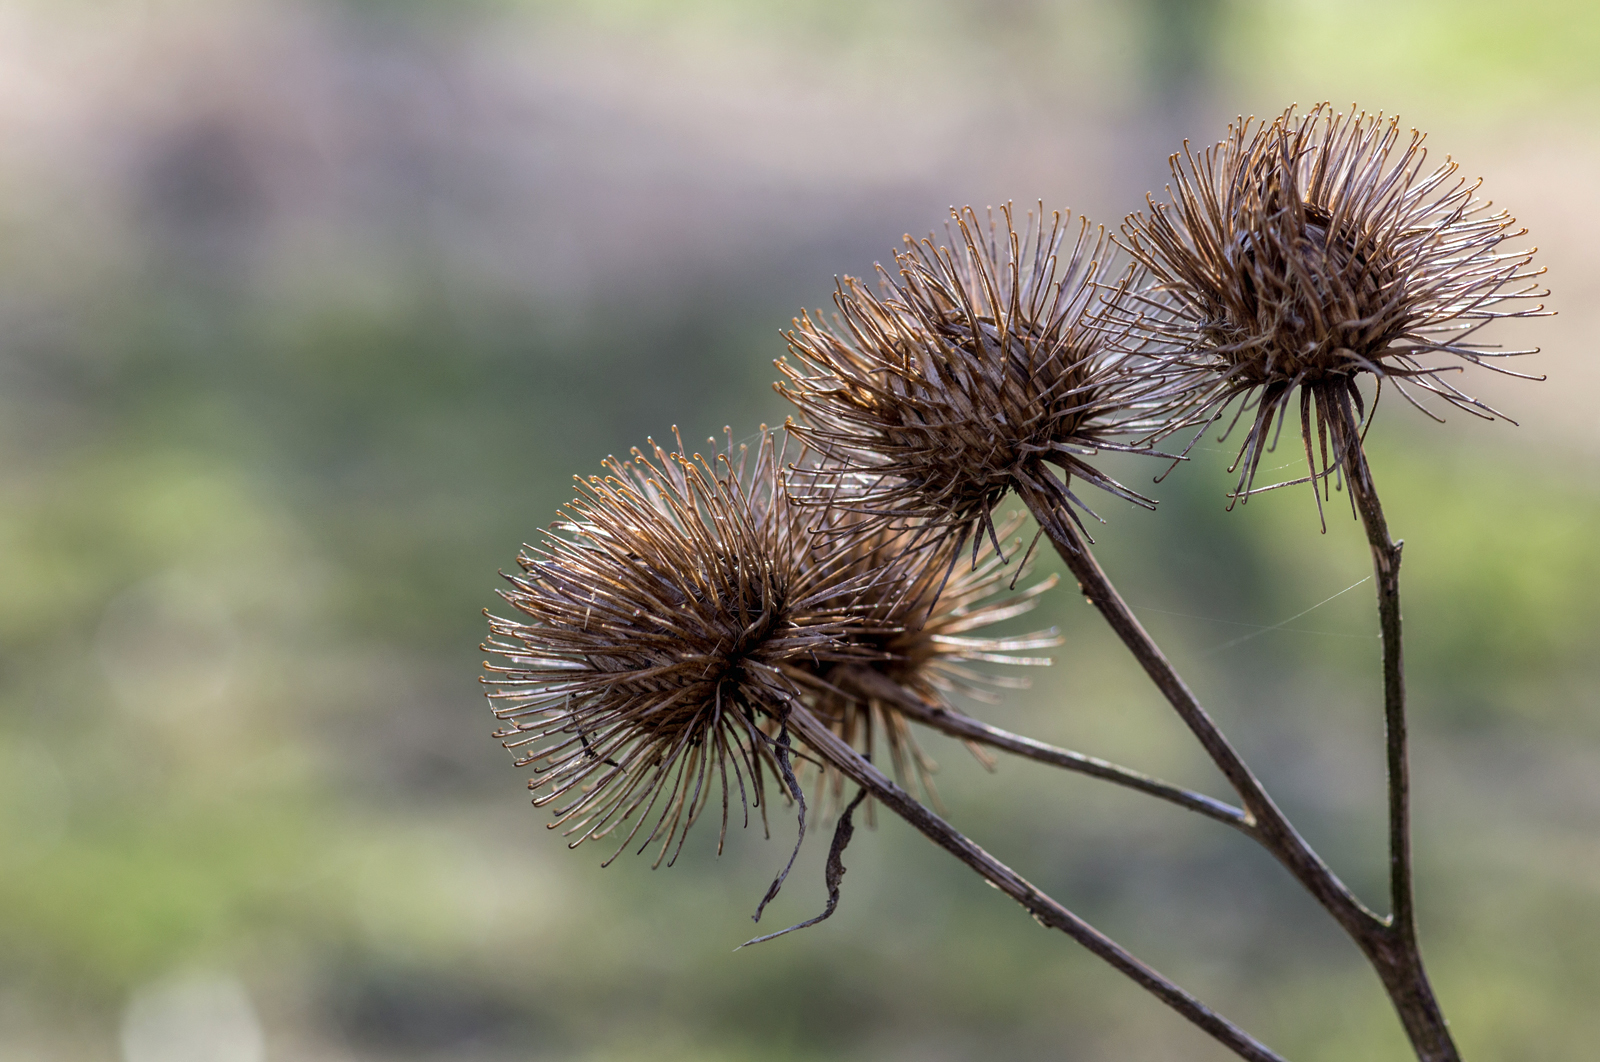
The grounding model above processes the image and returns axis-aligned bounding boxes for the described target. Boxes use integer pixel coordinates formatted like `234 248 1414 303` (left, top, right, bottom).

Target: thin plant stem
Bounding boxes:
782 704 1289 1062
1013 471 1384 941
1015 450 1463 1062
1333 392 1461 1062
837 665 1250 830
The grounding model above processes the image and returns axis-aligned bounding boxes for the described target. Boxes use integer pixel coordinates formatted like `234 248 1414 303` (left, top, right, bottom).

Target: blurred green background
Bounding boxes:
1 0 1597 1059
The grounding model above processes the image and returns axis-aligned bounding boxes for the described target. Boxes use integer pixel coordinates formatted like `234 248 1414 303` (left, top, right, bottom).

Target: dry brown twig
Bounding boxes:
1108 103 1548 1061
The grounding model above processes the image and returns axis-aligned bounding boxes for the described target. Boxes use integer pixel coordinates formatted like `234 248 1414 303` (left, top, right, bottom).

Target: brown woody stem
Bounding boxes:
1335 395 1460 1062
838 665 1249 830
783 705 1289 1062
1014 472 1384 941
1015 447 1461 1062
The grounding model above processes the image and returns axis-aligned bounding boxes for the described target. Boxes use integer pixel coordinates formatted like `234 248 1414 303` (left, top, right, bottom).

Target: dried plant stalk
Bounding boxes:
489 103 1550 1062
1107 104 1550 1061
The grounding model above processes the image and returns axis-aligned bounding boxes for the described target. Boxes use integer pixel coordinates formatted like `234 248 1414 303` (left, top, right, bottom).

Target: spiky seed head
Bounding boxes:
777 203 1175 560
795 511 1061 809
483 430 887 868
1117 103 1548 511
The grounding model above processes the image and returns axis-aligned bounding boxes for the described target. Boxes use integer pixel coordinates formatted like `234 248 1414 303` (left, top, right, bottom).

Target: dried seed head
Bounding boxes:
483 430 884 868
1118 103 1548 511
796 511 1061 808
778 203 1175 560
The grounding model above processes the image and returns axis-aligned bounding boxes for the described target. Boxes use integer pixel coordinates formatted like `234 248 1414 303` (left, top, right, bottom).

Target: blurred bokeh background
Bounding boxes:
1 0 1597 1059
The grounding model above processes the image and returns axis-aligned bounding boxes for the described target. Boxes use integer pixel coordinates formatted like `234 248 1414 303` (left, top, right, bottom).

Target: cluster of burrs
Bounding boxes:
483 104 1545 1062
